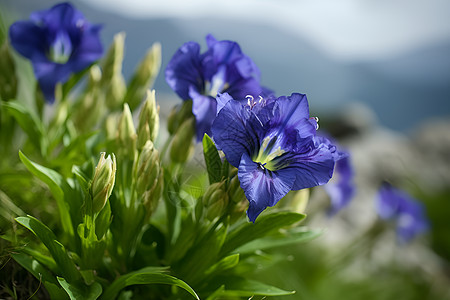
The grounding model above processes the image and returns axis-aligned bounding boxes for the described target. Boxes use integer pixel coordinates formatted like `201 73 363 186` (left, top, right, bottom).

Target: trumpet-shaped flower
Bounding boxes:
376 183 429 243
165 34 266 140
325 153 355 216
9 2 103 102
212 93 341 222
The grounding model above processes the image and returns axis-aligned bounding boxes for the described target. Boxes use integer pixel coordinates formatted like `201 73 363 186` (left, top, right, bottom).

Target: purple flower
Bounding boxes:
324 153 355 216
376 183 429 243
165 34 267 141
211 92 340 222
9 2 103 103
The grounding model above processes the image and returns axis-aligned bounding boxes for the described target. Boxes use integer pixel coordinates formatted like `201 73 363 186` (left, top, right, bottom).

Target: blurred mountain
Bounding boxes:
2 0 449 131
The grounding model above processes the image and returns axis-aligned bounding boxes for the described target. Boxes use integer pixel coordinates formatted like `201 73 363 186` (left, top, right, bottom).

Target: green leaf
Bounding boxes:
100 267 199 300
58 277 102 300
18 151 74 238
202 134 222 184
15 215 80 283
11 253 68 300
208 276 295 297
205 254 239 276
2 100 46 154
235 227 322 254
220 211 306 256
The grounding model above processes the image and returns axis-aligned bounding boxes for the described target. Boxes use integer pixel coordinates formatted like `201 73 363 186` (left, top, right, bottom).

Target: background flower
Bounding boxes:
9 2 103 102
376 183 429 243
165 34 266 140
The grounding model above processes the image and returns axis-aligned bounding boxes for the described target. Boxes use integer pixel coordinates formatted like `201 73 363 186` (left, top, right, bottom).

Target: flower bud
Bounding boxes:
117 103 137 159
91 152 117 213
202 181 229 221
228 175 246 204
169 117 195 163
72 66 104 132
104 73 126 110
101 32 125 85
167 100 193 135
125 42 161 110
137 90 159 149
135 141 163 217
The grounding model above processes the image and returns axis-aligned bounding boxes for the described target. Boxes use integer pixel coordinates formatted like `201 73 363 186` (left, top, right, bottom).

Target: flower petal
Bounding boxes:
285 136 336 190
190 87 217 141
9 21 47 61
238 153 295 222
165 41 203 100
212 99 263 167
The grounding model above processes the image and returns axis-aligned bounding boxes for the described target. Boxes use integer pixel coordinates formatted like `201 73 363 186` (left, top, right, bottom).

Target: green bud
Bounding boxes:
135 140 163 217
0 44 17 101
104 112 121 141
91 152 117 214
101 32 125 85
169 117 195 163
167 100 193 135
137 90 160 149
72 66 104 132
104 72 126 110
228 175 246 204
202 182 229 221
125 42 161 110
118 103 137 159
283 189 310 214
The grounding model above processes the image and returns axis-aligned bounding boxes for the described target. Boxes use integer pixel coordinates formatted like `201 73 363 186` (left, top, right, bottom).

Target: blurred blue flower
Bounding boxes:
212 92 341 222
9 2 103 103
325 153 355 216
376 183 429 243
165 34 267 141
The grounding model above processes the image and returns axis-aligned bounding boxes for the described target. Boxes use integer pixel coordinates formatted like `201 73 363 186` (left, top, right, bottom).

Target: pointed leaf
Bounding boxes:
205 254 239 276
209 276 295 297
11 253 68 300
2 100 46 154
15 215 80 283
235 227 322 254
19 151 74 238
100 267 199 300
221 211 305 256
202 134 222 184
58 277 102 300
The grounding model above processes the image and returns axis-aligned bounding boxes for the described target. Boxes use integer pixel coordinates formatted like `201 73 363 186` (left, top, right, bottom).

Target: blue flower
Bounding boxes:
376 183 429 243
211 92 340 222
9 2 103 103
324 152 355 216
165 34 267 141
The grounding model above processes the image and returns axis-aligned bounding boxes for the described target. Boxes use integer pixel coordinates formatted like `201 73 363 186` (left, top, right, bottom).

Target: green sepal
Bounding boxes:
202 134 222 184
15 215 81 283
100 267 199 300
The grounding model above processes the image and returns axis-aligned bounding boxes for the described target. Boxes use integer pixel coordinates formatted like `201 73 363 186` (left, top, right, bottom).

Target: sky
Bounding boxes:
80 0 450 61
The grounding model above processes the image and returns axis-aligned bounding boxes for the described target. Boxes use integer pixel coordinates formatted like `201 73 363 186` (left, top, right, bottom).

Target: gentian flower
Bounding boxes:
165 34 266 141
376 183 429 243
211 92 341 222
324 153 355 216
9 2 103 103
